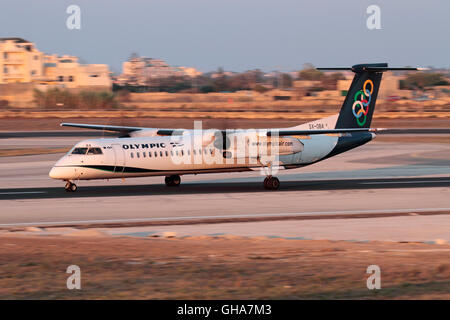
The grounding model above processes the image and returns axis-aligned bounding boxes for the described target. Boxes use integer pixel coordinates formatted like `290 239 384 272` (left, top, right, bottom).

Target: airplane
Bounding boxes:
49 63 423 192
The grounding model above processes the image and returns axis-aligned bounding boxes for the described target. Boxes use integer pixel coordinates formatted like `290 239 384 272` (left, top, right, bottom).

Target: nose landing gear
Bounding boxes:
165 175 181 187
263 176 280 190
64 181 77 192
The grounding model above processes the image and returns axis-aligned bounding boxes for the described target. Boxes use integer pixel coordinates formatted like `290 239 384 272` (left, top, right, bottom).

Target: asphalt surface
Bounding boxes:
0 137 449 232
0 176 450 200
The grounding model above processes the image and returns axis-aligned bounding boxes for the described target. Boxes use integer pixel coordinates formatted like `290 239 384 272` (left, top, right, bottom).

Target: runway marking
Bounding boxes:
0 191 47 195
360 180 450 185
1 207 449 227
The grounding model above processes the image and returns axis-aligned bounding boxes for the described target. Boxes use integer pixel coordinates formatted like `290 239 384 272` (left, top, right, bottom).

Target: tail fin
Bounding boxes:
317 63 420 129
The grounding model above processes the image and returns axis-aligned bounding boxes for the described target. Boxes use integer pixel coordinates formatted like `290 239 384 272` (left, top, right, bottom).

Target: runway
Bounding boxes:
1 176 450 200
0 136 449 232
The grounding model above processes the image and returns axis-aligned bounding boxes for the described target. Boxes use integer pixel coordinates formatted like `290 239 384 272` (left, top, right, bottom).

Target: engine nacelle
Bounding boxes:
210 131 304 159
249 136 303 155
129 129 160 137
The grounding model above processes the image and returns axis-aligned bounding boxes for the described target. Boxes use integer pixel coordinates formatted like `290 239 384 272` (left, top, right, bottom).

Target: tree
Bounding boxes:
116 89 131 102
253 84 270 93
129 52 139 60
321 72 345 90
400 73 449 90
280 73 293 88
298 64 324 81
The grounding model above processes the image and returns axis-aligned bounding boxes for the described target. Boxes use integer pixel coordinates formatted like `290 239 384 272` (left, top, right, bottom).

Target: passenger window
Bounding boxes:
143 152 146 158
149 152 152 158
137 152 140 158
187 150 190 156
154 151 158 157
71 147 88 155
176 150 179 156
165 151 168 157
181 150 184 156
131 152 134 158
160 151 163 157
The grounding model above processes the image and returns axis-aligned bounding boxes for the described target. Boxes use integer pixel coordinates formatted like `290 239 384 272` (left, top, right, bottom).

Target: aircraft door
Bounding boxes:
112 144 125 176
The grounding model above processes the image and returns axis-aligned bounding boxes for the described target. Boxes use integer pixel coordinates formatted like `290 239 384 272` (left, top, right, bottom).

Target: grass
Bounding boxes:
0 236 448 299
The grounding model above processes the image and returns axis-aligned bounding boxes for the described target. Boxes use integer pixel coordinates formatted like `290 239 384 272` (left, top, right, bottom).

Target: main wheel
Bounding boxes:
269 177 280 190
171 175 181 186
264 177 280 190
165 175 181 187
263 177 270 189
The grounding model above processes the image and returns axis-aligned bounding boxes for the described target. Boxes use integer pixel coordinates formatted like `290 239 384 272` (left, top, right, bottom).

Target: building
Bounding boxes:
0 37 113 107
0 37 112 90
120 56 202 85
0 37 44 83
42 54 111 90
293 80 322 88
177 66 202 78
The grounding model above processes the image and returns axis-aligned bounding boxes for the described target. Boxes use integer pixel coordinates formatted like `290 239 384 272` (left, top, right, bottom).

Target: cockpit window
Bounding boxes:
87 147 103 155
71 147 88 155
71 147 103 155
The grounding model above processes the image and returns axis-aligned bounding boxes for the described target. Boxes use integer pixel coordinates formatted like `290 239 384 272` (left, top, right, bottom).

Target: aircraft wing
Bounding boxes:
61 122 383 137
61 123 145 133
61 122 188 137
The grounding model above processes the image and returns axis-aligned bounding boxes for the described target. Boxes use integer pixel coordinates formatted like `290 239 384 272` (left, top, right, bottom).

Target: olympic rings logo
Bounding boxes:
352 79 373 126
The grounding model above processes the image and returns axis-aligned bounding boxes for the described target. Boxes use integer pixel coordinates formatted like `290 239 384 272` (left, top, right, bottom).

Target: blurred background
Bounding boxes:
0 0 449 129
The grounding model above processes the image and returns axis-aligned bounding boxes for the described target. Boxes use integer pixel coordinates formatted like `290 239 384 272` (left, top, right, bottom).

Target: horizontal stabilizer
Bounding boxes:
317 64 427 73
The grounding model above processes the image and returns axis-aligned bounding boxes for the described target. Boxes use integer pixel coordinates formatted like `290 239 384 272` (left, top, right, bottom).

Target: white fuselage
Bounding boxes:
49 133 354 181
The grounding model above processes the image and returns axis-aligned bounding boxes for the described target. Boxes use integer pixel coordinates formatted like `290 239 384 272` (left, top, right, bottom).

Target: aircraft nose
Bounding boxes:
49 166 66 179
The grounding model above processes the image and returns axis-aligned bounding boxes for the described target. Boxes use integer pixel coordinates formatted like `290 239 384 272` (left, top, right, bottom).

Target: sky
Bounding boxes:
1 0 449 73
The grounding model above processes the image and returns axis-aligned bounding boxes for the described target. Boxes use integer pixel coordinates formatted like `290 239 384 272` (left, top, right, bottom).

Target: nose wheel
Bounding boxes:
64 181 77 192
263 176 280 190
165 175 181 187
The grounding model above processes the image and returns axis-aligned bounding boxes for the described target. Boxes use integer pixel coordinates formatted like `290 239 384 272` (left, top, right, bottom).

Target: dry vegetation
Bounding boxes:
0 235 448 299
1 90 449 121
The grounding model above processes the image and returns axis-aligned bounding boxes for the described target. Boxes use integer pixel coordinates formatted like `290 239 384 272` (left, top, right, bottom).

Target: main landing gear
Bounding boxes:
165 175 181 187
64 181 77 192
263 176 280 190
257 158 280 190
